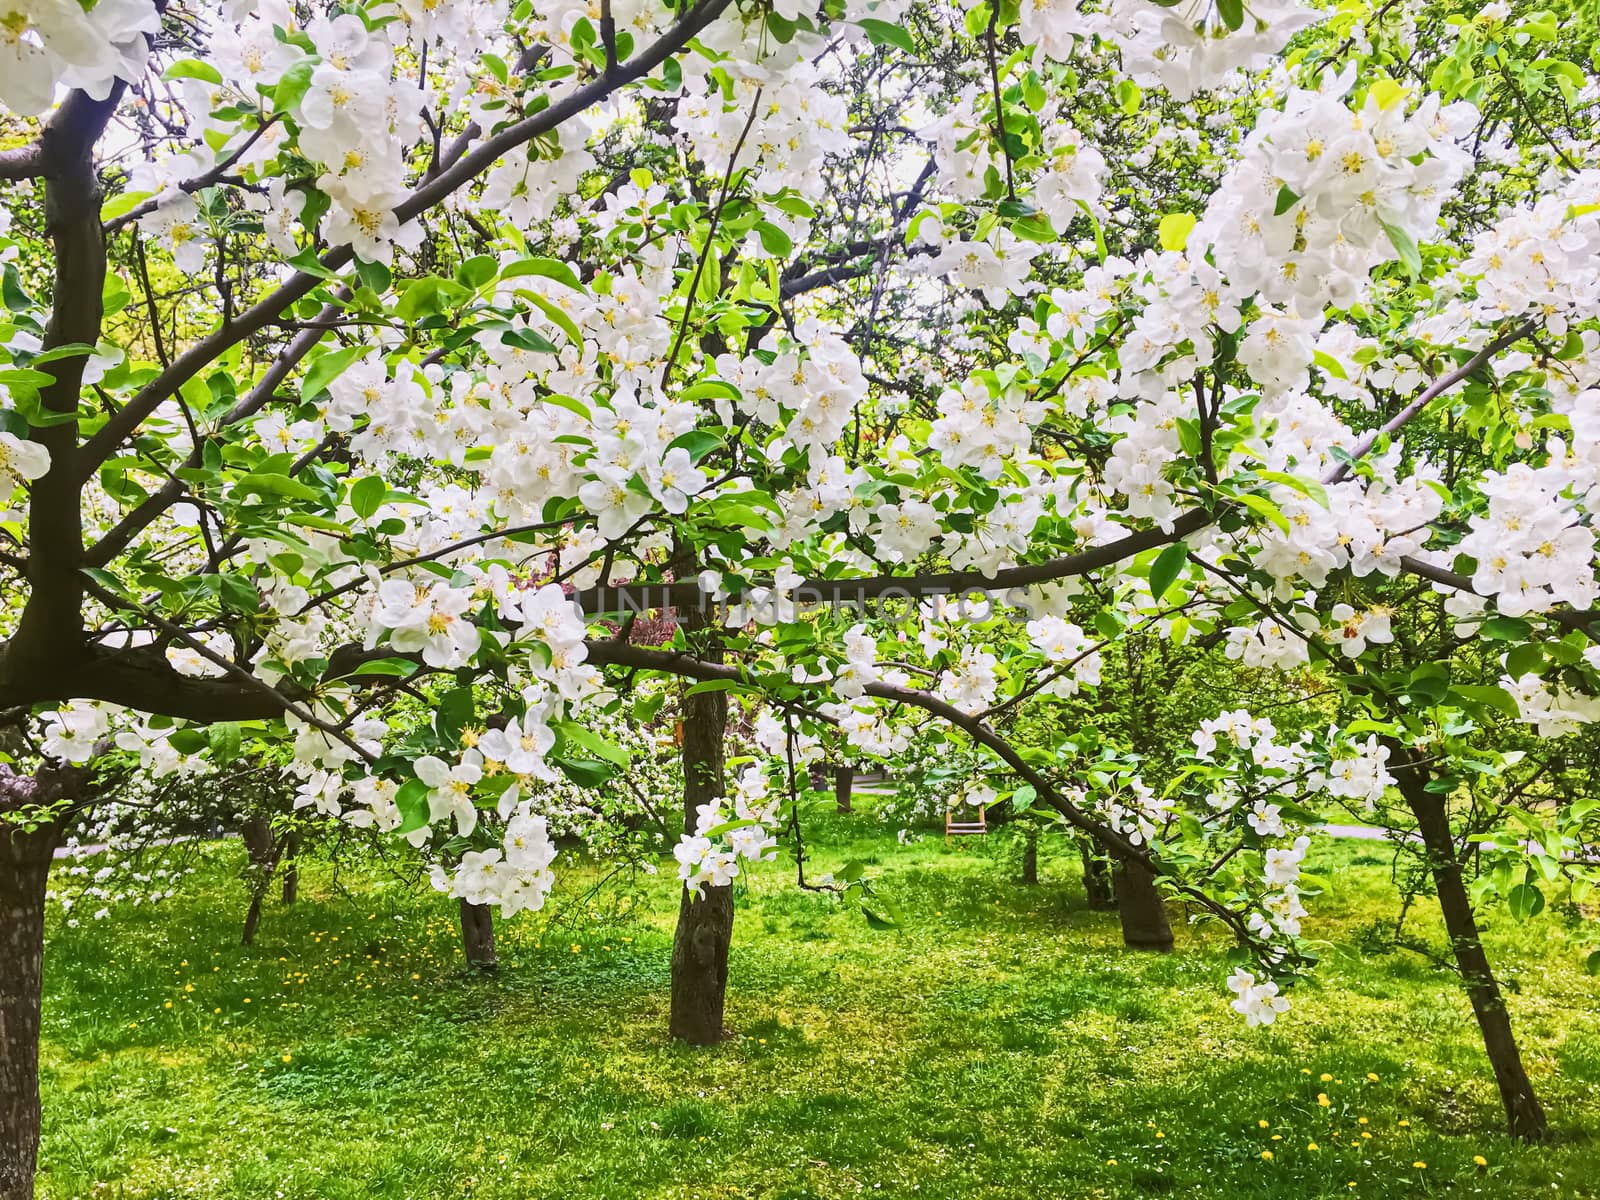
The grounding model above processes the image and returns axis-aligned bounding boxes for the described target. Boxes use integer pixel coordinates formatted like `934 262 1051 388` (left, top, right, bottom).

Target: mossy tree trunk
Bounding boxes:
1113 855 1174 952
669 606 732 1045
1387 743 1547 1140
459 898 498 973
0 815 59 1200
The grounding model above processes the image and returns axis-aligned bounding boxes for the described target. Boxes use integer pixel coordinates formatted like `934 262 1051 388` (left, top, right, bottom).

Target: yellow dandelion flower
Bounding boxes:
1474 1155 1488 1167
1318 1094 1331 1107
1307 1142 1319 1151
1413 1161 1427 1169
1320 1073 1333 1082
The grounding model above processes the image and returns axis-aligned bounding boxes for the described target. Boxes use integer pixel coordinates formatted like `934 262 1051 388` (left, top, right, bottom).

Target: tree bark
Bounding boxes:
459 898 497 973
1389 746 1548 1139
1113 855 1174 952
1 814 62 1200
238 818 282 947
1020 824 1039 885
834 764 853 814
669 606 732 1045
1081 840 1116 911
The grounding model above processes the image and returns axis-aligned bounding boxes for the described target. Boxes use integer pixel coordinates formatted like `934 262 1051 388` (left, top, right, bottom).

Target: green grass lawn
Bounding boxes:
37 813 1600 1199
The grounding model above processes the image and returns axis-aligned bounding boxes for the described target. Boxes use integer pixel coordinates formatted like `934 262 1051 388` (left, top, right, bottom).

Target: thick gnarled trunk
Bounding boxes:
1113 855 1174 952
1 818 61 1200
1389 747 1548 1140
669 606 732 1044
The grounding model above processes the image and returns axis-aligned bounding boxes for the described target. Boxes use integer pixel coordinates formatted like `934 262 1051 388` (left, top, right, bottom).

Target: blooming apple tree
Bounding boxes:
0 0 1598 1187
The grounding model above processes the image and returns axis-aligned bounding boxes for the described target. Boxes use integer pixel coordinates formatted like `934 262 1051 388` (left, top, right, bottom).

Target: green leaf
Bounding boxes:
519 291 584 347
1148 541 1189 602
1507 882 1544 920
753 220 793 257
1234 491 1289 534
164 58 223 85
684 679 741 696
501 256 583 290
1407 662 1450 705
232 473 321 503
396 275 470 321
1448 685 1519 719
668 429 723 463
302 344 367 400
1586 949 1600 976
349 475 387 520
1157 212 1196 253
207 722 242 763
436 687 475 743
3 264 34 311
1273 184 1301 216
343 657 420 680
1217 0 1244 29
862 905 899 930
501 326 559 354
218 574 262 614
1504 643 1545 679
1382 221 1422 277
1115 79 1141 115
456 254 498 289
1257 469 1328 508
557 720 631 766
395 778 431 836
272 58 316 113
857 17 914 52
557 758 614 788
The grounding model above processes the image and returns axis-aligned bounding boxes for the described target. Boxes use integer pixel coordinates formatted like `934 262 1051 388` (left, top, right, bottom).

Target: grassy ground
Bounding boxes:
36 810 1600 1200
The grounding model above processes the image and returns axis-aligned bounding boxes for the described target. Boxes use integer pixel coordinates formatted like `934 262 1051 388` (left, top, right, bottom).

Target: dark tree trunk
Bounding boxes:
834 765 853 814
459 899 497 973
1389 746 1548 1140
239 818 278 947
1 814 61 1200
669 606 732 1045
279 833 299 905
1020 824 1039 885
1081 841 1116 911
1113 855 1174 952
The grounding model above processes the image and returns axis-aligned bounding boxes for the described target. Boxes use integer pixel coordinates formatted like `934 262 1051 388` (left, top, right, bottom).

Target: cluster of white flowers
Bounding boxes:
1502 673 1600 739
1195 73 1476 315
1105 775 1170 847
1454 463 1599 618
432 805 558 918
1311 736 1394 808
0 0 157 115
1227 968 1292 1026
674 765 780 895
1023 615 1103 696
